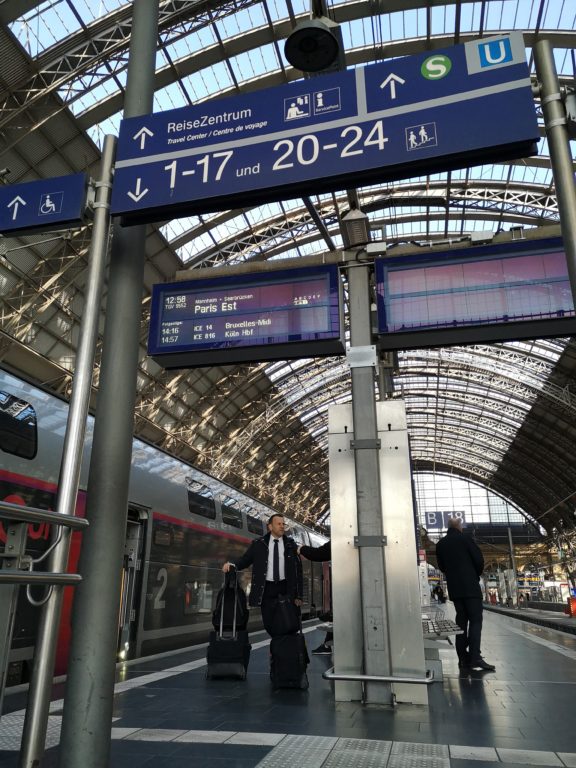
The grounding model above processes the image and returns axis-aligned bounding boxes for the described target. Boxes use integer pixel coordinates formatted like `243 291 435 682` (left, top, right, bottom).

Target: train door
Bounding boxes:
117 507 147 661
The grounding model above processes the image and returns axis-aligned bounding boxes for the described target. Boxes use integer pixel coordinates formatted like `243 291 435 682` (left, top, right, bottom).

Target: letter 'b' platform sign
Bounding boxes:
112 33 538 225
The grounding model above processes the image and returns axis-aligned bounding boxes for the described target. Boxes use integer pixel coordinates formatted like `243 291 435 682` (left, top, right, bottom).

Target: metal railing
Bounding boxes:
0 502 89 721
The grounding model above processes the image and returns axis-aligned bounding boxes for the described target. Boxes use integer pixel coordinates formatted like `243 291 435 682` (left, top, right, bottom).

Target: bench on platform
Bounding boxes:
422 606 462 681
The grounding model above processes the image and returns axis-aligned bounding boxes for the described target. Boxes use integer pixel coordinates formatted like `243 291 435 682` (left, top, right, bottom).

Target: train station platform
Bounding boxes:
2 606 576 768
484 602 576 636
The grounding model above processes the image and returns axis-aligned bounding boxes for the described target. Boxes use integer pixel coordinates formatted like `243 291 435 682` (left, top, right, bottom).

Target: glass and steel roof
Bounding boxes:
1 0 576 533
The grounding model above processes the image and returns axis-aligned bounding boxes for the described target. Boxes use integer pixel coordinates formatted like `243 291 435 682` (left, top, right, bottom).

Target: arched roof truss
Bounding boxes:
2 0 576 532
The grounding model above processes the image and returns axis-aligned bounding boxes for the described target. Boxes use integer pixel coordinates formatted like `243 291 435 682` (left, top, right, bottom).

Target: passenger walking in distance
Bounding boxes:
223 513 303 635
298 540 332 654
435 517 495 671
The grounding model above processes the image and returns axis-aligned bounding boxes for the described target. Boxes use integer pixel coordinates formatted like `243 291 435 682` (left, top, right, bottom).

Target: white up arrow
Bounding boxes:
7 195 26 220
380 73 406 100
127 178 149 203
133 126 154 150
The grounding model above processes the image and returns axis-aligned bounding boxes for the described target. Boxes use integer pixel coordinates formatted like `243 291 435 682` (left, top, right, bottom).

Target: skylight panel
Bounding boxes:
66 76 124 116
288 0 309 16
180 231 215 256
205 218 247 246
542 0 570 29
428 4 451 36
230 5 269 33
459 2 478 34
164 25 218 60
70 0 125 24
161 218 196 242
11 0 80 56
154 80 190 114
180 64 234 102
484 0 519 33
85 114 121 149
229 43 279 83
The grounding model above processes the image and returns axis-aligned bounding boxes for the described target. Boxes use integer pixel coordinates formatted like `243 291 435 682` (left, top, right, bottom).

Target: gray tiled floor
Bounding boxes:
2 609 576 768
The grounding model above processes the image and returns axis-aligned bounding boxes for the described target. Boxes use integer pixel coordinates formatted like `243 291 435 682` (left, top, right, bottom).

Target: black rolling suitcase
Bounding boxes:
270 627 309 690
206 571 251 680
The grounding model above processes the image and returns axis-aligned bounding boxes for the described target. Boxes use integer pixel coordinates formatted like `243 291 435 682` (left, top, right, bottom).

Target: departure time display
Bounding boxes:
148 265 344 368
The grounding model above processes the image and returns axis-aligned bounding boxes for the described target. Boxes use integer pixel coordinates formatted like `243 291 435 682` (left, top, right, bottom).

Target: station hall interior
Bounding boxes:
2 0 576 767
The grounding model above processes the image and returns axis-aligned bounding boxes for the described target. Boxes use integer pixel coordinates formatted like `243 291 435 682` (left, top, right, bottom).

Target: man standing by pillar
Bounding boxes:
436 517 495 671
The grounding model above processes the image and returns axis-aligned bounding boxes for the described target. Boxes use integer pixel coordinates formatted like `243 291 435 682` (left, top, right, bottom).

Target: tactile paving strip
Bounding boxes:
255 734 337 767
388 741 450 768
392 742 449 757
322 737 393 768
0 712 25 750
0 713 62 751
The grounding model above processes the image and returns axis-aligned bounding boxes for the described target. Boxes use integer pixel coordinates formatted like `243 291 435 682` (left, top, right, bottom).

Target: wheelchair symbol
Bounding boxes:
38 191 63 216
40 195 56 214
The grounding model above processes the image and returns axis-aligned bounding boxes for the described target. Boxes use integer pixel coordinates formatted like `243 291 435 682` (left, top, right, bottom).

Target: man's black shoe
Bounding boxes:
470 658 495 671
312 643 332 655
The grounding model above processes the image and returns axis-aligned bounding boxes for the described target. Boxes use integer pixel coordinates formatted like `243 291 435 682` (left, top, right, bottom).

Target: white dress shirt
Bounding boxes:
266 536 285 581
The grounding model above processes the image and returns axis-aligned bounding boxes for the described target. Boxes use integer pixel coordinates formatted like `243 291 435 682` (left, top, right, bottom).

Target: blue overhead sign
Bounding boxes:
0 173 87 235
111 33 538 224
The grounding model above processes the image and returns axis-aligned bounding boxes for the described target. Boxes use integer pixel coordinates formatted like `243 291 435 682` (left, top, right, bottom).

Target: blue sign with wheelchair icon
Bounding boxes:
0 173 87 235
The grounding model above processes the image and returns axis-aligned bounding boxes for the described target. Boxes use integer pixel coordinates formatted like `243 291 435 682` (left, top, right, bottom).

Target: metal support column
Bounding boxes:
508 526 518 607
347 262 391 705
59 3 159 767
18 135 116 768
534 40 576 299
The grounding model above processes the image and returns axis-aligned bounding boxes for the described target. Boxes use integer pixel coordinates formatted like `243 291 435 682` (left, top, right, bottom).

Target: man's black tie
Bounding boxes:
273 539 280 582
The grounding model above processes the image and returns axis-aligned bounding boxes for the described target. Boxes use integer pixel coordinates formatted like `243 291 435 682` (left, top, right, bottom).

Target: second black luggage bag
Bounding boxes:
270 632 309 690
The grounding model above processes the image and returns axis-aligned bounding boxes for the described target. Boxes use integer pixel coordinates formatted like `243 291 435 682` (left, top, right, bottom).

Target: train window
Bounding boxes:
153 527 172 547
0 390 37 460
221 504 243 529
287 523 306 545
186 481 216 520
247 514 264 535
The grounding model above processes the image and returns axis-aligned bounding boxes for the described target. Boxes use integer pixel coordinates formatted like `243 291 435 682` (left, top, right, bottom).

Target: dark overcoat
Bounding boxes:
299 540 331 562
435 528 484 600
233 532 303 607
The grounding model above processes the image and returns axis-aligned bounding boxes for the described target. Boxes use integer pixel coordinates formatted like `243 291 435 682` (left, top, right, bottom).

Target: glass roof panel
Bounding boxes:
10 0 127 56
164 23 218 60
11 1 81 56
5 0 574 526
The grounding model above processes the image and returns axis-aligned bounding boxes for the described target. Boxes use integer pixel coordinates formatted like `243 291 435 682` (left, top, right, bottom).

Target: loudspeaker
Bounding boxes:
284 19 341 73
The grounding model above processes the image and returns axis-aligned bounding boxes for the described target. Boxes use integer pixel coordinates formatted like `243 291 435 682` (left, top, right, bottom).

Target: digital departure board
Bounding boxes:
375 236 576 350
148 265 344 368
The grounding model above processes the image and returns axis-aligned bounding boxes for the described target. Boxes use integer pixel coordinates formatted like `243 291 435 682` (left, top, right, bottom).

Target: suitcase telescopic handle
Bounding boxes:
220 566 239 637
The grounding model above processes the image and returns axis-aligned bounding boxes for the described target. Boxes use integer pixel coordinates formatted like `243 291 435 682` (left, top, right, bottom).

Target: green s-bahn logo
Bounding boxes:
421 54 452 80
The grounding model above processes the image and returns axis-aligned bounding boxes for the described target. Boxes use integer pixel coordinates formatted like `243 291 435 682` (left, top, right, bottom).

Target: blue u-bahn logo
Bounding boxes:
477 37 513 68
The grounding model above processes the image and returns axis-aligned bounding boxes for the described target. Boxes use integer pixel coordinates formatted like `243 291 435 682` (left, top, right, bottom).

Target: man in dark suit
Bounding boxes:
436 517 495 671
298 541 332 654
223 513 303 635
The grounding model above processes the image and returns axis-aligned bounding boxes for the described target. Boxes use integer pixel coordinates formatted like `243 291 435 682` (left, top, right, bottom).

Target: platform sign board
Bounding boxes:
375 236 576 350
148 264 344 368
0 173 87 235
112 33 538 223
425 511 466 530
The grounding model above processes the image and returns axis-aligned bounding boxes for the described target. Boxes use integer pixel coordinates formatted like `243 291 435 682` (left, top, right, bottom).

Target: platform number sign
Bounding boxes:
425 511 466 530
